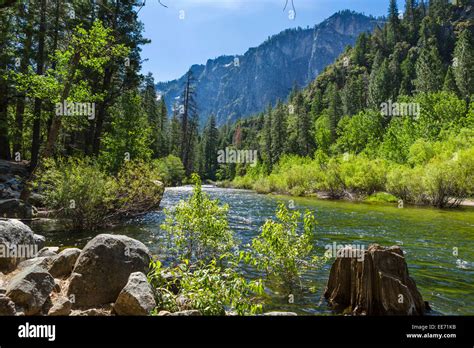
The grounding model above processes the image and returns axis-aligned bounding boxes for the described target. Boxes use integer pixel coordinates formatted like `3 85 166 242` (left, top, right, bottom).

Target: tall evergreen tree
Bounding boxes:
368 53 391 108
202 114 219 180
270 101 287 165
453 29 474 99
263 104 273 168
294 93 314 156
414 40 444 93
443 66 459 94
327 83 343 143
387 0 401 48
179 70 199 175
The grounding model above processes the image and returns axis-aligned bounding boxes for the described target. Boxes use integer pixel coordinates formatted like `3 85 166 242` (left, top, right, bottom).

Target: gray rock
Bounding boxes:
6 265 55 315
49 248 81 279
17 256 54 271
28 193 45 208
0 199 35 219
33 235 46 251
0 294 16 316
48 296 72 316
36 247 59 258
67 234 151 308
114 272 156 316
263 311 298 316
0 219 42 273
168 310 202 316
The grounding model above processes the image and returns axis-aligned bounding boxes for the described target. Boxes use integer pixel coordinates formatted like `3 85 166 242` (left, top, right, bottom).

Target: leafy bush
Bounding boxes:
248 204 324 293
335 110 383 154
365 192 399 203
148 259 263 316
36 158 164 229
339 155 388 195
111 160 164 219
161 174 235 262
35 158 117 230
153 155 185 186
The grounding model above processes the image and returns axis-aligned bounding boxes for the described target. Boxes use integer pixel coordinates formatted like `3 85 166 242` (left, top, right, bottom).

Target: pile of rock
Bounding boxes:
0 220 156 316
324 244 428 315
0 160 38 219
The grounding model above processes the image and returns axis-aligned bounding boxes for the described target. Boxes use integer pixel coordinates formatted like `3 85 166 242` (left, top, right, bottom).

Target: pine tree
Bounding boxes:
157 98 169 156
179 70 198 175
202 114 219 180
294 93 314 156
169 106 182 158
263 104 273 168
399 49 417 96
352 32 369 67
368 53 391 108
453 29 474 98
414 40 444 93
443 66 459 94
270 101 287 165
387 0 401 48
327 83 342 143
142 73 162 158
342 74 366 116
403 0 419 45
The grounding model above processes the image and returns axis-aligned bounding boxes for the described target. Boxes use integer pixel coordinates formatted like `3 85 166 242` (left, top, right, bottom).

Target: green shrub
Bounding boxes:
340 155 388 195
248 204 324 293
365 192 399 203
35 158 117 230
36 158 164 230
112 160 164 219
160 174 235 262
153 155 185 186
148 259 263 316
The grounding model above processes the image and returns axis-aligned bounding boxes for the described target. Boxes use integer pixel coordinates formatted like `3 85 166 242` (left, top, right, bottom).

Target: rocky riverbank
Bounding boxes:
0 218 430 316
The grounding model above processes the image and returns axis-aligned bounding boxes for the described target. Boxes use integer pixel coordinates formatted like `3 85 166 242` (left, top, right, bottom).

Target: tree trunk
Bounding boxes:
30 0 47 169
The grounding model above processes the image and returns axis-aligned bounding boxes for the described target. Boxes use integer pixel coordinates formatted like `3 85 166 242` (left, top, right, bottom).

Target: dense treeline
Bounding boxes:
1 1 473 210
0 1 188 176
217 0 474 208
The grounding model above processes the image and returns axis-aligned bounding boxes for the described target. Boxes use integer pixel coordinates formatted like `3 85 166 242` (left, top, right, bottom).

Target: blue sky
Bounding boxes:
138 0 405 82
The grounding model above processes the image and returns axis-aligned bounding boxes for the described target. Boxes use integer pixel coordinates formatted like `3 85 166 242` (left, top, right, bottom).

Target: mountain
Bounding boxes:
156 10 378 127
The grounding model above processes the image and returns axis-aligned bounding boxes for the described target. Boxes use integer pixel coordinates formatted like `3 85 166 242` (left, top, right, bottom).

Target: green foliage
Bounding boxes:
148 259 264 316
365 192 399 203
35 158 117 230
112 160 164 219
153 155 186 186
36 158 164 230
248 204 324 293
100 91 153 173
335 110 383 154
161 174 235 262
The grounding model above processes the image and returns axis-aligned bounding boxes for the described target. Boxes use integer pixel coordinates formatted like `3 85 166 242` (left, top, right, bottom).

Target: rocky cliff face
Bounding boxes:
156 10 377 126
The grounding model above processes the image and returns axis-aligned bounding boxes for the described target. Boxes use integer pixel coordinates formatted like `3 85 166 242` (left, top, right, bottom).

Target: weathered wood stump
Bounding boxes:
324 244 427 315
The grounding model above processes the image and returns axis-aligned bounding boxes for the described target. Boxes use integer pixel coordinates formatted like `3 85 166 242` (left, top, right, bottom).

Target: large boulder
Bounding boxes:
114 272 156 316
0 219 45 273
0 199 35 219
324 244 426 315
67 234 151 308
48 248 81 278
6 265 55 315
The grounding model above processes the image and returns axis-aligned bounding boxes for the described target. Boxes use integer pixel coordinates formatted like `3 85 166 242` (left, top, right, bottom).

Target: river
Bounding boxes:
30 186 474 315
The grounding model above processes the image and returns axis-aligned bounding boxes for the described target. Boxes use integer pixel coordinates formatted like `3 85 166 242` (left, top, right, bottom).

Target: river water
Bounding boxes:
31 186 474 315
